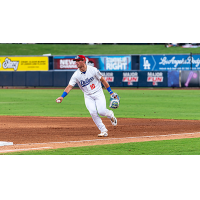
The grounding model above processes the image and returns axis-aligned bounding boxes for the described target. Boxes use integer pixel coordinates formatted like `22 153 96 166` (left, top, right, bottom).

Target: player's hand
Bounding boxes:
110 93 117 99
56 97 63 103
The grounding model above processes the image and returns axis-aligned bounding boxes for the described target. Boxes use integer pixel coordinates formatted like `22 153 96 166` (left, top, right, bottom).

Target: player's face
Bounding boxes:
76 60 85 68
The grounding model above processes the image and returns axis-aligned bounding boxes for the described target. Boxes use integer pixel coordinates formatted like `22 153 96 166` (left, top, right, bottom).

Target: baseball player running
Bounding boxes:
56 55 118 137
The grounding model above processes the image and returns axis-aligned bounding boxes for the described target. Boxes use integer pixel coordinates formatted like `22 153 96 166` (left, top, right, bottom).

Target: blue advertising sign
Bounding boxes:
138 71 168 87
100 71 123 87
97 56 131 71
168 71 179 87
122 71 139 87
140 55 200 71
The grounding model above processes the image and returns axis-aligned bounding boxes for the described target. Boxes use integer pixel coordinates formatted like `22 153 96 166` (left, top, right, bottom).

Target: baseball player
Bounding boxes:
56 55 118 137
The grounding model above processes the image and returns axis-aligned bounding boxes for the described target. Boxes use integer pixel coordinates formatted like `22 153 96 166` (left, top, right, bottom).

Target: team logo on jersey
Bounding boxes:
80 77 94 87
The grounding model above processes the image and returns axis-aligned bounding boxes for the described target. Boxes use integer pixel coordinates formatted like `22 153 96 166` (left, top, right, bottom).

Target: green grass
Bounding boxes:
0 89 200 120
2 137 200 155
1 89 200 155
1 43 200 55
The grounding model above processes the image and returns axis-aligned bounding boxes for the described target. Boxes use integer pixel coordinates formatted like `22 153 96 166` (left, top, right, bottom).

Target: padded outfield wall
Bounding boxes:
0 55 200 87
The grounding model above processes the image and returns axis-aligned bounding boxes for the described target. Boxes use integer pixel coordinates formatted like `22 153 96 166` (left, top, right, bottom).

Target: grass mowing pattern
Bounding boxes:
0 89 200 119
2 137 200 155
1 43 200 55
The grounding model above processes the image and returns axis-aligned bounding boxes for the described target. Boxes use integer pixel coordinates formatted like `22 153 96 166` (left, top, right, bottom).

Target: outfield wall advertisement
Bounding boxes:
0 57 49 71
53 56 131 71
181 71 199 87
97 56 131 71
100 71 123 87
138 71 168 87
1 70 200 87
140 55 200 71
53 56 99 70
54 57 78 70
122 72 139 87
168 70 180 87
121 71 168 87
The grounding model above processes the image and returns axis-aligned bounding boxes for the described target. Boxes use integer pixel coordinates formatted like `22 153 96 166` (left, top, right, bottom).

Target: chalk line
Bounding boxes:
14 132 200 146
0 147 52 153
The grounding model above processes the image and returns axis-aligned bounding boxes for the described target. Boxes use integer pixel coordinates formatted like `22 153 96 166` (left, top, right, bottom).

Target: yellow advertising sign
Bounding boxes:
0 57 49 71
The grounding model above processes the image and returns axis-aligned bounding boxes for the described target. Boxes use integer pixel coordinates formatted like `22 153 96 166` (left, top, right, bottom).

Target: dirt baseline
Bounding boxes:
1 116 200 153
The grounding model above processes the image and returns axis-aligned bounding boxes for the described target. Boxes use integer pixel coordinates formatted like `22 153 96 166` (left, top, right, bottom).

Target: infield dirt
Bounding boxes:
1 116 200 153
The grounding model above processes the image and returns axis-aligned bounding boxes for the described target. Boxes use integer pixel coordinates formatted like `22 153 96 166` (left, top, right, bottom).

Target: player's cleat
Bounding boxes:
98 131 108 137
111 117 117 126
110 111 117 126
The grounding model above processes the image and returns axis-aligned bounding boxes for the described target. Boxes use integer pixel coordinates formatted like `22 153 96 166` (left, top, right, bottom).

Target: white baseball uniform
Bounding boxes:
69 65 114 133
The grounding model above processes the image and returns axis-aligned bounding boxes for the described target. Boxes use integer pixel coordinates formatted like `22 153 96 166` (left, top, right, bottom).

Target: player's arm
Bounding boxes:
56 84 73 103
100 76 116 97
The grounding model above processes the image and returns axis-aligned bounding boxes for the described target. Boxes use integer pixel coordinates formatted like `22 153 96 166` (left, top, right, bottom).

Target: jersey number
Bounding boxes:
90 84 95 90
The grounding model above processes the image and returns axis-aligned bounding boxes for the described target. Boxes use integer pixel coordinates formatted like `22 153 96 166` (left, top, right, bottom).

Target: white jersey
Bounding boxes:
69 65 103 95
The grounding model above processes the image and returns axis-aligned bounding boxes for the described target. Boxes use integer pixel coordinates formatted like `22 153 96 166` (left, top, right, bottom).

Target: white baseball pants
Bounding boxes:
84 90 114 133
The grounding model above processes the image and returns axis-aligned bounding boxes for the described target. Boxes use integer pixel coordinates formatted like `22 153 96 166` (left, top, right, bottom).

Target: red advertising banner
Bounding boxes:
53 57 99 70
54 58 77 70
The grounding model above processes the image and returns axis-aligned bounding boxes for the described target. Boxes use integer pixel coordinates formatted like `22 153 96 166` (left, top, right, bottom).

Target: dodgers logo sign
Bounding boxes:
140 55 200 71
143 57 151 70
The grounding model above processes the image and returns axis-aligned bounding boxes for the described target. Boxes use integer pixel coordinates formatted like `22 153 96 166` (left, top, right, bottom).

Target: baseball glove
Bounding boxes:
109 93 120 109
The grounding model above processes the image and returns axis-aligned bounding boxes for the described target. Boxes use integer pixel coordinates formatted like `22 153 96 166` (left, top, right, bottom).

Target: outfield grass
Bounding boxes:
1 43 200 55
0 89 200 119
